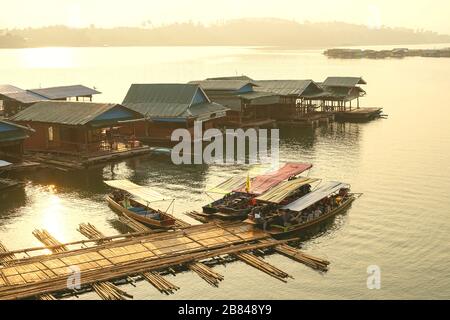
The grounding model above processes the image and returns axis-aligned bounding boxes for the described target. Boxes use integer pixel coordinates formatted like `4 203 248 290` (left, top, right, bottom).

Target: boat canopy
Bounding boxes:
256 177 319 204
104 180 173 203
235 162 312 195
0 160 12 168
207 175 246 194
282 181 350 212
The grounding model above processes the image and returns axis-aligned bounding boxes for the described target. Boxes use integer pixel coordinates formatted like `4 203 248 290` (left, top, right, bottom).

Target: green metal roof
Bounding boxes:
206 75 254 81
189 80 257 91
0 84 48 103
181 102 228 118
122 84 228 119
29 85 101 100
322 77 367 87
238 91 276 100
10 101 139 126
254 80 319 96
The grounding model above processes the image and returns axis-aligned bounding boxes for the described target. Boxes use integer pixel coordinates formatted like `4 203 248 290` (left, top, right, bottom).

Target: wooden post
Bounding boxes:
357 97 360 109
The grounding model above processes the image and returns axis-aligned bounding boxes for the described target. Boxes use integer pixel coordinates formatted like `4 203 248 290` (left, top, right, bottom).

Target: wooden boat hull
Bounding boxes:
265 196 356 238
106 195 175 229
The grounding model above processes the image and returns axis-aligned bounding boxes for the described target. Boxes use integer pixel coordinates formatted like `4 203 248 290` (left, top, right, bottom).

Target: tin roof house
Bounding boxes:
122 83 229 145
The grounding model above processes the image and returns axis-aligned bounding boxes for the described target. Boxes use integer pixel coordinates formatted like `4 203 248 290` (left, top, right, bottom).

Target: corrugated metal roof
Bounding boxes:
10 101 133 126
123 84 198 118
189 80 257 91
0 85 23 94
0 85 48 103
123 84 227 119
322 77 367 87
238 91 276 100
319 85 366 100
206 75 254 81
254 80 316 96
181 102 229 118
29 85 101 100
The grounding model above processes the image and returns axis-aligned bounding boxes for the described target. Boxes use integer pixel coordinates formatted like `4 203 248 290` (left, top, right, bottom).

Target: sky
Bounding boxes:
1 0 449 34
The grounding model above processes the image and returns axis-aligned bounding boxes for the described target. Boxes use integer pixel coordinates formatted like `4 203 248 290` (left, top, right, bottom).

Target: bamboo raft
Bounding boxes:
32 229 132 300
0 222 329 300
78 222 179 295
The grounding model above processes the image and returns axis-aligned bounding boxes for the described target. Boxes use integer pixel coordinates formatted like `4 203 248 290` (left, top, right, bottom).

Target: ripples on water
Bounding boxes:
0 46 450 299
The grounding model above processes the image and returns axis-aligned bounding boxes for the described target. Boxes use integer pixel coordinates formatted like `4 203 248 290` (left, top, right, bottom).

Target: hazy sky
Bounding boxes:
1 0 449 34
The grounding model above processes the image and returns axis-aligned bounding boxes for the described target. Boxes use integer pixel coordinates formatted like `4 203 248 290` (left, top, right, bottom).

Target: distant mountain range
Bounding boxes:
1 18 449 48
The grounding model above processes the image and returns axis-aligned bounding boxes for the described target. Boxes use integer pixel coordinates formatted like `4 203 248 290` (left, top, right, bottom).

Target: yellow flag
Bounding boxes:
245 173 251 193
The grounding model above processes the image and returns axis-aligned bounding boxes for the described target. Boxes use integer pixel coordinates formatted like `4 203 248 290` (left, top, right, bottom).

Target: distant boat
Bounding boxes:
104 179 176 229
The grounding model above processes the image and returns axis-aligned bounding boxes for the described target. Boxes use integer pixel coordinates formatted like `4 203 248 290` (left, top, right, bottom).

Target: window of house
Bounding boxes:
48 126 54 142
0 100 3 111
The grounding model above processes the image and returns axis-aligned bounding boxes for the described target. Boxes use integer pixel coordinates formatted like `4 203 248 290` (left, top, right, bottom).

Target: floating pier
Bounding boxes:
334 107 383 121
0 221 329 300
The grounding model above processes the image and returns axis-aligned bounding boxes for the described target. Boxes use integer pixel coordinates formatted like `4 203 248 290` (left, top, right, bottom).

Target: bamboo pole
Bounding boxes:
275 244 329 272
235 252 291 282
188 262 224 287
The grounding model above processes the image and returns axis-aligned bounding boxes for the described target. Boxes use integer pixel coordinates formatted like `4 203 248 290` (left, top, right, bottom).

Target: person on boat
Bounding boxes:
249 197 257 206
122 197 132 209
282 211 291 226
314 207 322 219
335 196 343 206
254 211 262 224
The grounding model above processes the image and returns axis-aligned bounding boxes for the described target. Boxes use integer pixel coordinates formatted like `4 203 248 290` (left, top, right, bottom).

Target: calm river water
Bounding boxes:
0 44 449 299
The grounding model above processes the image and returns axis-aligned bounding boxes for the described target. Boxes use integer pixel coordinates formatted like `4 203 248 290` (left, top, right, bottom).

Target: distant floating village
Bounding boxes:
324 47 450 59
0 76 384 173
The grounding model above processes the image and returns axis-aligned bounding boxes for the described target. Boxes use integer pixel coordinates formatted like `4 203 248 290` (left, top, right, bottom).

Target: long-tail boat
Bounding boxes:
196 162 314 221
245 181 362 238
104 179 176 229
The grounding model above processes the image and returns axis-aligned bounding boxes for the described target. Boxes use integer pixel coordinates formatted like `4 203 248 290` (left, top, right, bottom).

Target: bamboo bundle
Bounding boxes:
188 262 224 287
118 215 152 233
39 293 57 300
185 211 209 223
32 230 68 253
141 272 179 295
92 282 133 300
275 244 329 272
235 252 291 282
77 223 108 244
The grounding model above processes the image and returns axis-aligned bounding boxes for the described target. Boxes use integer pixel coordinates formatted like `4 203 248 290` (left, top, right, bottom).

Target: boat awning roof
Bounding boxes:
235 162 313 195
104 180 173 203
256 177 319 204
0 160 13 168
207 175 246 194
282 181 350 212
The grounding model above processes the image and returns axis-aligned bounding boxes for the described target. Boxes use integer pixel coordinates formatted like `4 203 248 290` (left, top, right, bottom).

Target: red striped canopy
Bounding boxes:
235 162 312 195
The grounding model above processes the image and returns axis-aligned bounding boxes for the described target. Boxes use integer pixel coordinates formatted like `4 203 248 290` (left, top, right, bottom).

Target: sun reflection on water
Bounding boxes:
39 184 68 244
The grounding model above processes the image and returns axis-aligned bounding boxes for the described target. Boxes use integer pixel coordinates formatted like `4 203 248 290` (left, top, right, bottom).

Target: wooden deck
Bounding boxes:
25 146 151 171
0 221 329 300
